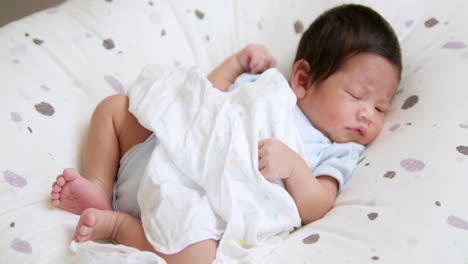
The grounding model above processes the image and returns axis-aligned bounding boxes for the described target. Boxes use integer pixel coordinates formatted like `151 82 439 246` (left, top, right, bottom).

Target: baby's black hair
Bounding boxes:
294 4 402 84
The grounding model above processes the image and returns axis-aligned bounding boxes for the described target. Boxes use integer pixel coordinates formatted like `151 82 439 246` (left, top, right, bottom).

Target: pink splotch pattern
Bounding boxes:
442 41 466 50
104 75 125 94
446 215 468 231
10 238 32 254
404 20 414 27
389 123 400 132
4 170 27 188
10 112 22 122
400 159 425 172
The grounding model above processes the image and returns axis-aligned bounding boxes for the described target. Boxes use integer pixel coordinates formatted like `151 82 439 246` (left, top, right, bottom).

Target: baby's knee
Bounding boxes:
101 94 128 108
95 94 129 115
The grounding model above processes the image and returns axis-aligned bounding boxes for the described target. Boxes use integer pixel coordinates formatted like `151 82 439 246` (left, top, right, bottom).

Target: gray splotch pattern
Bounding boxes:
303 233 320 244
34 102 55 116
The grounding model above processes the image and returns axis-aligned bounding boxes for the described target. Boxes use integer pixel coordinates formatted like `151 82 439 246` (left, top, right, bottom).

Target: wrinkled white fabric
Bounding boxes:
129 65 303 263
70 241 167 264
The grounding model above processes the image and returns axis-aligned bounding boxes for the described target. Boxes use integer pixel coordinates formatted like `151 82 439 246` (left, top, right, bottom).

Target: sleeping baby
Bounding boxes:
50 4 401 264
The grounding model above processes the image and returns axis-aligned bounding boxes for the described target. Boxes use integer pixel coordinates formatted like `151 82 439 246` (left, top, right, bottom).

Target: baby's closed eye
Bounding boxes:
345 90 361 99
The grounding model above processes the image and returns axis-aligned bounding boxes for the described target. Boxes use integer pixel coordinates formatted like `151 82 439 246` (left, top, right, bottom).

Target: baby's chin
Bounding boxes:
330 134 372 145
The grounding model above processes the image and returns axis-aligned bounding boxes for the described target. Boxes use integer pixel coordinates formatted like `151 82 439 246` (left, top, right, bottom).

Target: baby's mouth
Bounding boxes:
346 127 366 137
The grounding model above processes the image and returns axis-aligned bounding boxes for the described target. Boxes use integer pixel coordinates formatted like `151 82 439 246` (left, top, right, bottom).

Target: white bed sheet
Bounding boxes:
1 0 467 263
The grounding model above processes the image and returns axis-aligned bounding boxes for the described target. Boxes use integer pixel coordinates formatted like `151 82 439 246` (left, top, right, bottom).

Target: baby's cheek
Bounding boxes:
368 121 384 142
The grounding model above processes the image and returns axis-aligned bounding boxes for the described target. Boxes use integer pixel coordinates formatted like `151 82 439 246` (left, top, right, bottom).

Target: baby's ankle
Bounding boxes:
87 177 113 201
109 213 129 241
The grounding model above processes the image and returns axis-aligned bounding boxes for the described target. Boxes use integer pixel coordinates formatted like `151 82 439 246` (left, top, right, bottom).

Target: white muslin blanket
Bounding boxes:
72 65 303 264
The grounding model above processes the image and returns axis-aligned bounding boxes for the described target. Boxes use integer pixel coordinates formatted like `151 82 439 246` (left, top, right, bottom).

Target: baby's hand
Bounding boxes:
258 138 300 179
236 44 276 74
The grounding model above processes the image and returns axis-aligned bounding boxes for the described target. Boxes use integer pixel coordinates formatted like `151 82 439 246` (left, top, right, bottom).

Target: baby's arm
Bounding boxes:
258 139 338 225
207 44 276 92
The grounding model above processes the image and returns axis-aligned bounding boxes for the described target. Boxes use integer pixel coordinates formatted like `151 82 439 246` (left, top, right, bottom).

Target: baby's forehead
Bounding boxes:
336 55 399 97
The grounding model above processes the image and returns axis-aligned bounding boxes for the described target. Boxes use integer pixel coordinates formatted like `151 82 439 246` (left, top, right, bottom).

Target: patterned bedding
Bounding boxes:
1 0 467 263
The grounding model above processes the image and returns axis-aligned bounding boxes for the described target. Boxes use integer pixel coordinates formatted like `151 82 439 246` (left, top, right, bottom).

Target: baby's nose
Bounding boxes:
358 105 373 123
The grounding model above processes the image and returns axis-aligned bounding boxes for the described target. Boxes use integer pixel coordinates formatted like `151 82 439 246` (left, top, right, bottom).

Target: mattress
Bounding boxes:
1 0 467 263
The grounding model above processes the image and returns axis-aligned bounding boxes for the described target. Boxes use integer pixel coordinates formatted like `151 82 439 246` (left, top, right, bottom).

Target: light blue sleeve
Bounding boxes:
313 142 365 192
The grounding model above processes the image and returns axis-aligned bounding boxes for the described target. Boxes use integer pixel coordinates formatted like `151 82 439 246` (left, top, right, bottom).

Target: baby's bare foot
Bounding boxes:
51 168 111 215
74 208 121 242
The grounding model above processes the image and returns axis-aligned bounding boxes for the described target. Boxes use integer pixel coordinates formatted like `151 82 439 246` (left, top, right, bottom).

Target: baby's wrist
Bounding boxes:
288 154 308 180
233 53 246 72
230 54 245 73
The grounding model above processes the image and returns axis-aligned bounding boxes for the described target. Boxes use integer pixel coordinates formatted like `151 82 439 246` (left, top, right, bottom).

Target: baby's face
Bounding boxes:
297 53 399 145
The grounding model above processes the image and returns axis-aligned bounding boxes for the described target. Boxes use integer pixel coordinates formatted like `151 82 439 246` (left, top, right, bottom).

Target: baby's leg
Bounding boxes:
51 95 152 214
75 208 217 264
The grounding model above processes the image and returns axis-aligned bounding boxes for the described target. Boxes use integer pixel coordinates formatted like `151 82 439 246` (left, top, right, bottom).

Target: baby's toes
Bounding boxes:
51 192 60 206
76 233 90 242
75 225 92 242
52 182 61 192
55 175 66 186
78 225 91 236
51 192 60 199
51 182 61 206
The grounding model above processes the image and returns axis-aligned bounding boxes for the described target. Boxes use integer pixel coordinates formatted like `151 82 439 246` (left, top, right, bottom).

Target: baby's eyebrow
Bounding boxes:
346 81 366 92
376 96 391 106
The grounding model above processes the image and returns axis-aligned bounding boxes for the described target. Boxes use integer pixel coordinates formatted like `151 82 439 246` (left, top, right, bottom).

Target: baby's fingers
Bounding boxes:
259 164 274 179
249 58 267 73
258 154 276 179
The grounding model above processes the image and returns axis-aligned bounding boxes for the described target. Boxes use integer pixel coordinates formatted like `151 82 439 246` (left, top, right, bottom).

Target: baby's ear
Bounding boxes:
290 60 311 99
